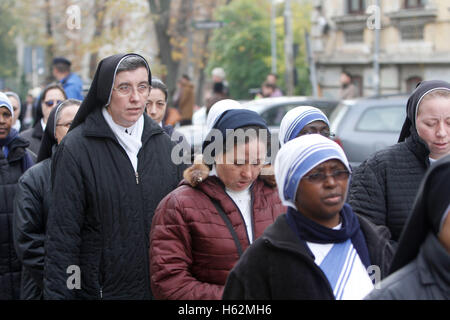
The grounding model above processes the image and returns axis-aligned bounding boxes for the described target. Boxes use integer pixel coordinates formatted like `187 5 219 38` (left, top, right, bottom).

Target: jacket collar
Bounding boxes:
264 213 392 272
32 120 44 139
2 134 29 164
404 134 430 169
262 214 313 258
82 107 164 144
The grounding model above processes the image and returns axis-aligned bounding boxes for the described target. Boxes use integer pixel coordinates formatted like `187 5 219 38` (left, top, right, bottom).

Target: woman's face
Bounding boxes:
0 107 13 139
55 104 79 144
215 139 266 192
416 96 450 159
298 120 331 138
8 96 21 125
146 88 167 124
295 159 350 228
42 88 66 124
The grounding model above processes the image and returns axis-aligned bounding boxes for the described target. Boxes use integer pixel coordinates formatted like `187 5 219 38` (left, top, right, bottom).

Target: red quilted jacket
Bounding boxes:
149 176 285 300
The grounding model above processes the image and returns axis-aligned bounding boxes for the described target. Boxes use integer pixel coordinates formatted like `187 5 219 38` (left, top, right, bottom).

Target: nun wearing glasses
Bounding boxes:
44 53 185 300
13 99 81 299
278 106 333 146
223 135 394 300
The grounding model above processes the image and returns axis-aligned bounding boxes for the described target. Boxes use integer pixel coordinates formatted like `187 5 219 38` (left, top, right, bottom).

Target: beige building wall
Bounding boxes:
311 0 450 99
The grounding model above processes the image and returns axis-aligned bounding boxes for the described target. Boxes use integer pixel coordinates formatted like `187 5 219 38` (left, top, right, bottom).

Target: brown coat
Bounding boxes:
178 82 195 121
149 175 285 300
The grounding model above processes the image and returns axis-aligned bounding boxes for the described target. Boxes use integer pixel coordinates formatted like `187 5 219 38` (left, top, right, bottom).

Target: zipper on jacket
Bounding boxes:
135 172 139 184
99 287 103 299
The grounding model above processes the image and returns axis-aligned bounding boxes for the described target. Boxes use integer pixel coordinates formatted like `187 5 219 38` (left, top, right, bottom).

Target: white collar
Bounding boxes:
102 107 143 172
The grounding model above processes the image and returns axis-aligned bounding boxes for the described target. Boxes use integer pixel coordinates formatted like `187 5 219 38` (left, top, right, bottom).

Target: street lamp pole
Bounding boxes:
271 0 277 74
284 0 294 95
372 0 381 96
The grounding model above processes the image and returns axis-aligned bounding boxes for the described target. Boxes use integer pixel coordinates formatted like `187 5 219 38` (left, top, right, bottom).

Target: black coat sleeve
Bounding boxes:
348 157 388 228
222 270 246 300
44 143 86 299
13 168 46 289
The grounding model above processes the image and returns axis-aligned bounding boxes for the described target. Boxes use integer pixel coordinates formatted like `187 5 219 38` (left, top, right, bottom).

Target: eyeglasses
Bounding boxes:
300 130 335 138
56 121 72 129
303 170 350 183
44 100 63 107
113 83 151 96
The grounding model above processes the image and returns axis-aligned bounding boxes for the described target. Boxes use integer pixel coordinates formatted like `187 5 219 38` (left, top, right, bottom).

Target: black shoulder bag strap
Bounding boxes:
209 198 244 257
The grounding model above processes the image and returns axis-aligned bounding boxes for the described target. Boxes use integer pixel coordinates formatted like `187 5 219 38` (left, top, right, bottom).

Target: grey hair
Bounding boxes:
54 99 82 133
5 91 21 110
116 55 149 74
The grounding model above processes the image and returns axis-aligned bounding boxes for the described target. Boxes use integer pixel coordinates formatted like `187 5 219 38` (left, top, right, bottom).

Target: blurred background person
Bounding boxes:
205 81 228 116
211 67 229 96
366 154 450 300
5 91 24 133
0 92 34 300
265 73 283 97
254 81 275 99
20 83 67 162
13 99 81 300
52 57 84 100
173 74 195 126
339 71 358 100
349 80 450 244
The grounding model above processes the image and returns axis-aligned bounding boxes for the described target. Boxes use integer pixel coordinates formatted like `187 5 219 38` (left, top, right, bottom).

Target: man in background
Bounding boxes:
52 57 84 101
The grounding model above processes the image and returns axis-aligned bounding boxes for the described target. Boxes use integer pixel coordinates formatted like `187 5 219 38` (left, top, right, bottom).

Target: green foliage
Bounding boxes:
208 0 313 99
0 0 18 80
208 0 272 99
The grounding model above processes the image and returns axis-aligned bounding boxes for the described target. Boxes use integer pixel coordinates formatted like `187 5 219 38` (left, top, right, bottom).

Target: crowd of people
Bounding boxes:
0 52 449 300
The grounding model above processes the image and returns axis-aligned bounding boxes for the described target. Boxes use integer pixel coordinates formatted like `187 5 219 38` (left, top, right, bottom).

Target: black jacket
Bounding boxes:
43 108 185 300
19 121 43 162
222 213 394 300
0 135 31 299
365 233 450 300
348 134 429 242
13 158 51 299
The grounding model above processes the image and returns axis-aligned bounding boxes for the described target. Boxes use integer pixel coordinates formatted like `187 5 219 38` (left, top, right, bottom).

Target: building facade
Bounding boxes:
310 0 450 98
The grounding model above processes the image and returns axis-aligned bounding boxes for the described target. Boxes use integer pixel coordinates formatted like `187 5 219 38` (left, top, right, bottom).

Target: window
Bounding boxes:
406 76 422 93
347 0 366 14
261 105 297 126
401 27 423 40
345 29 364 43
404 0 426 9
356 106 406 132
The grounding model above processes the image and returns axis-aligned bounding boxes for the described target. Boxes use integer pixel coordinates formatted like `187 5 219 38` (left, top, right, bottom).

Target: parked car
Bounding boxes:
177 96 340 158
329 94 409 168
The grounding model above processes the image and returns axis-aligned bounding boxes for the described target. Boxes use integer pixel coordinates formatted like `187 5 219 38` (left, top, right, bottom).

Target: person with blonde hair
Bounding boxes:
349 80 450 243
